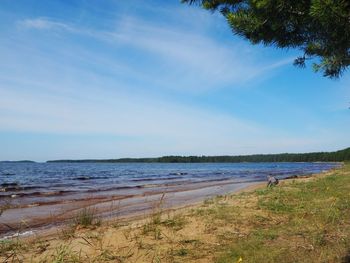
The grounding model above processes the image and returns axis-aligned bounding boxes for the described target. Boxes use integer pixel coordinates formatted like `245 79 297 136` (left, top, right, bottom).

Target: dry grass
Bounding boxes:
0 238 28 262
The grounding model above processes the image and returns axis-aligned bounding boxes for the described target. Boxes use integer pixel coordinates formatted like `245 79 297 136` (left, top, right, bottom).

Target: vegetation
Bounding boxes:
183 0 350 78
0 238 27 262
214 164 350 262
73 208 100 228
48 147 350 163
0 160 36 163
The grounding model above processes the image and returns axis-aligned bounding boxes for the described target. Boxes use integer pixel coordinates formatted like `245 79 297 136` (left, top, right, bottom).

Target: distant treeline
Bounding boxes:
0 160 36 163
47 147 350 163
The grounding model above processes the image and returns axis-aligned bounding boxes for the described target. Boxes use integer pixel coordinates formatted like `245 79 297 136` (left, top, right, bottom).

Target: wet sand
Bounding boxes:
0 179 258 238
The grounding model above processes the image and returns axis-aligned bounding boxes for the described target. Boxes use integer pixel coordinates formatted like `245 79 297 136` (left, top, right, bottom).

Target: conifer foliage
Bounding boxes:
183 0 350 78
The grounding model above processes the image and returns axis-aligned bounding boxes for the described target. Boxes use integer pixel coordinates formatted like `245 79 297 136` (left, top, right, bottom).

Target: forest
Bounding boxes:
48 147 350 163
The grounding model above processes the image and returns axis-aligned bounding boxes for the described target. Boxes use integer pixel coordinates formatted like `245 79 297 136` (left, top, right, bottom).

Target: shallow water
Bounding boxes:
0 162 340 237
0 162 339 201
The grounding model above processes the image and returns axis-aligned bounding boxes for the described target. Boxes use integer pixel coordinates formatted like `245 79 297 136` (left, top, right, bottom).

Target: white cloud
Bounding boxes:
0 82 337 158
0 85 256 137
18 17 73 31
16 16 291 92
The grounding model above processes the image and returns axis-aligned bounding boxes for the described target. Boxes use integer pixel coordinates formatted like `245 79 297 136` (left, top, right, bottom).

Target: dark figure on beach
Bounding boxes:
267 175 279 187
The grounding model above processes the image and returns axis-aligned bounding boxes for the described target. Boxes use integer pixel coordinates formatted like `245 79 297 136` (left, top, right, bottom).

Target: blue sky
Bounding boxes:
0 0 349 161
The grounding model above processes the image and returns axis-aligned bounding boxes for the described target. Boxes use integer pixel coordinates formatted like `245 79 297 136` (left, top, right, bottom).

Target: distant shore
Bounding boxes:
45 147 350 163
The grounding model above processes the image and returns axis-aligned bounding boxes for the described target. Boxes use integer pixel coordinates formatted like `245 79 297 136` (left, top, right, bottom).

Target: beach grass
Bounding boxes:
215 164 350 263
73 207 101 228
1 163 350 262
0 238 27 262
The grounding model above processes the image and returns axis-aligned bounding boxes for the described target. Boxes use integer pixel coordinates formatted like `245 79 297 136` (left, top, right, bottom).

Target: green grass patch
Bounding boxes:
214 163 350 263
0 239 27 262
73 207 101 228
162 214 187 231
172 248 188 257
47 244 82 263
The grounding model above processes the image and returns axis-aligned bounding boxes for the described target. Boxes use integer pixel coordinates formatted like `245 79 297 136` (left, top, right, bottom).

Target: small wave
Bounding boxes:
130 176 180 182
40 190 73 196
0 185 48 193
1 173 15 176
1 230 34 240
0 190 74 198
0 182 21 192
130 178 159 182
85 184 157 193
188 177 231 184
73 176 91 181
72 176 109 181
86 186 128 193
169 172 188 176
1 182 19 187
21 185 45 190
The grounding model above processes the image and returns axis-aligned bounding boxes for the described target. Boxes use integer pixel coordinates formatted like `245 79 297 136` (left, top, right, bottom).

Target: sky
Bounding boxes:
0 0 349 161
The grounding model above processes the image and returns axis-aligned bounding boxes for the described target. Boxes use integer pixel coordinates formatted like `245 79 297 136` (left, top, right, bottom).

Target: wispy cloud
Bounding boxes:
18 17 73 31
0 84 327 157
16 16 290 92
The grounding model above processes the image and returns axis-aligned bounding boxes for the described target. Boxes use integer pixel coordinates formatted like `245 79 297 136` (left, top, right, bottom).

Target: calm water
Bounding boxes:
0 162 340 204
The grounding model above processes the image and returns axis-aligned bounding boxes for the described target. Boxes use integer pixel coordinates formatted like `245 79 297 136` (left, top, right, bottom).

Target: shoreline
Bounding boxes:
0 180 258 239
0 165 339 241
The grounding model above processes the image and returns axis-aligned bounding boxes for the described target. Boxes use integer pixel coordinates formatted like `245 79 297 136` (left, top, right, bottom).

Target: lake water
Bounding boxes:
0 162 340 237
0 162 340 208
